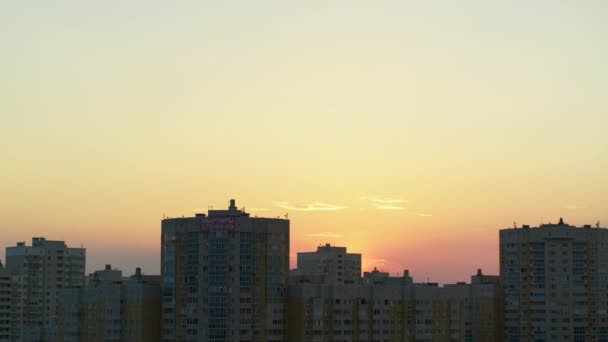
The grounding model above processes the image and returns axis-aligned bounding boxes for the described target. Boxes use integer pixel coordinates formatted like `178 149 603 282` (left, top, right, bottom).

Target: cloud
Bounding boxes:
566 205 587 210
247 208 271 211
307 232 343 238
360 196 408 210
415 213 433 217
375 205 405 210
360 197 408 204
274 201 347 211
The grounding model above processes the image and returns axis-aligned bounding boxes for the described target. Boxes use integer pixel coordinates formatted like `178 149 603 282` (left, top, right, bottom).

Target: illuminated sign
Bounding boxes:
199 217 237 231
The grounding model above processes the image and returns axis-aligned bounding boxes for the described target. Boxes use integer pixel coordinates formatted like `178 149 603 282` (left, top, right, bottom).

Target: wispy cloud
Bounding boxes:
360 196 408 210
566 205 587 210
376 205 405 210
415 213 433 217
247 208 271 211
307 232 343 238
274 201 347 211
360 197 408 204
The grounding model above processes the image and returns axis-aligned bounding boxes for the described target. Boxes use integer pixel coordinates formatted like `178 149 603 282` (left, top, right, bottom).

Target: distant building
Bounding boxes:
294 244 361 285
4 237 85 341
80 265 123 342
288 269 414 342
470 270 504 340
413 270 503 341
161 199 290 342
500 219 608 341
122 269 162 342
288 266 503 341
55 265 161 342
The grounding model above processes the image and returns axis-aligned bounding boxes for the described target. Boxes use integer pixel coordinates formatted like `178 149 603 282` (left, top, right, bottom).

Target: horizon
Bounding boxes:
1 202 603 284
2 1 608 285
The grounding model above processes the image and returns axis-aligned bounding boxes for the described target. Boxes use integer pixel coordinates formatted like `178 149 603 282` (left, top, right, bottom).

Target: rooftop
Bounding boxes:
504 217 605 230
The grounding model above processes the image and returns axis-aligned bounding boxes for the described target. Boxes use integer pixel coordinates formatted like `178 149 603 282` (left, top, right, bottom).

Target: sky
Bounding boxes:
1 1 607 284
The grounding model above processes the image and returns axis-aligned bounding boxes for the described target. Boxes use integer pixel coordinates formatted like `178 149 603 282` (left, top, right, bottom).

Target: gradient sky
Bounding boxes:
1 1 607 284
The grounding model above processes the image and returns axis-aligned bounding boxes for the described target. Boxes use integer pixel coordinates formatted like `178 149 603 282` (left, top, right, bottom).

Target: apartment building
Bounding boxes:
4 237 85 341
55 265 161 342
161 199 289 342
0 262 13 341
289 265 502 341
500 218 608 341
295 244 362 285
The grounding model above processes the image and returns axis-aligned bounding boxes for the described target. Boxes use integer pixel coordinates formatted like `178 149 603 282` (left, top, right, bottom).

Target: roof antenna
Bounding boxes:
597 221 601 229
513 221 517 229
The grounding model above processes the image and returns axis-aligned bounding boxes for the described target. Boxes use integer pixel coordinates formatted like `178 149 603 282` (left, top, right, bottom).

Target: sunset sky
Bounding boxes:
1 1 607 284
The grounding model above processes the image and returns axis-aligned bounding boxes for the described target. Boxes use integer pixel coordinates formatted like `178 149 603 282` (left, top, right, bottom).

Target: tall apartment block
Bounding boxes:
500 218 608 341
294 243 361 284
55 265 161 342
4 237 85 341
161 199 289 342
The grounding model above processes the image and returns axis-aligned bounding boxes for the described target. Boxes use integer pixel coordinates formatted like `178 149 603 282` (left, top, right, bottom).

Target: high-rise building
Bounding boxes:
4 237 85 341
500 218 608 341
294 244 361 285
55 265 161 342
161 199 290 342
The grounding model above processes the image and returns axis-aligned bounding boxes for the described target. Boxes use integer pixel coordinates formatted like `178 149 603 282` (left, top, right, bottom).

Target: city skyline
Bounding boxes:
2 1 608 285
3 203 606 341
0 199 602 285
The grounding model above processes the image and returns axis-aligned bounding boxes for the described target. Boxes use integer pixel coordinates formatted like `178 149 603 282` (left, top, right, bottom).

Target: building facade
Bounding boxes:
122 269 162 342
500 219 608 341
161 199 290 342
0 262 13 341
4 237 85 341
